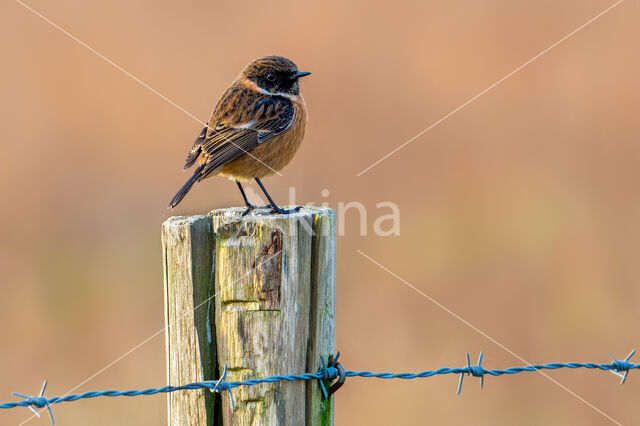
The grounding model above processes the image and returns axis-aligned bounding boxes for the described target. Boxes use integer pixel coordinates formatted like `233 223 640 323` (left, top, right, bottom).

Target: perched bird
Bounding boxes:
169 55 310 214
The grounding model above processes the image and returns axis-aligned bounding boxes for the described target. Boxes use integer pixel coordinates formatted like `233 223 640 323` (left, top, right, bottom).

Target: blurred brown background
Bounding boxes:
1 0 639 424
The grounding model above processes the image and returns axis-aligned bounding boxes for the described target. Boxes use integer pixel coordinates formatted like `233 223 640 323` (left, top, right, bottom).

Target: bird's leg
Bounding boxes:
254 178 302 214
236 181 258 216
237 181 270 215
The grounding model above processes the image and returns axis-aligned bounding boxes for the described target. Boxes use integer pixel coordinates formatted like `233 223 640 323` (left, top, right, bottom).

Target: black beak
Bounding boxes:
290 71 311 80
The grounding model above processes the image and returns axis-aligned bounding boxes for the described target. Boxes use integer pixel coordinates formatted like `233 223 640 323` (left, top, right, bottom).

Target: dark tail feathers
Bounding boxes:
169 164 205 209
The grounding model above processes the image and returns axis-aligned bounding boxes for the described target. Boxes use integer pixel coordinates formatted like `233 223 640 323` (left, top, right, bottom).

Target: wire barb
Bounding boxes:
457 352 485 395
210 364 235 410
12 379 54 424
608 349 635 384
318 352 346 399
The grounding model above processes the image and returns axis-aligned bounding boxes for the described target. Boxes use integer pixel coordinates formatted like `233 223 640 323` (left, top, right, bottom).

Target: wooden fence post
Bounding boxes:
163 207 336 425
162 216 217 425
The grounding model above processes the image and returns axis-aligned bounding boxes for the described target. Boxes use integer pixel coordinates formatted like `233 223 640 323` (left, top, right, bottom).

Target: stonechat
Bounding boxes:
169 55 310 214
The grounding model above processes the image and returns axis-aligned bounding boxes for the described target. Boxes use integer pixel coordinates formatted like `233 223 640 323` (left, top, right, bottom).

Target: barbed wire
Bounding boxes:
1 350 637 424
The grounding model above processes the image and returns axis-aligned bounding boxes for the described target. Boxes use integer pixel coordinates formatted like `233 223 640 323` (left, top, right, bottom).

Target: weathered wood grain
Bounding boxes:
306 209 336 425
163 216 216 426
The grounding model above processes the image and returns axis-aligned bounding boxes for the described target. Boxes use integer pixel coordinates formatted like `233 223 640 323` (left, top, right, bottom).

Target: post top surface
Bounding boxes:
164 206 335 226
210 206 334 218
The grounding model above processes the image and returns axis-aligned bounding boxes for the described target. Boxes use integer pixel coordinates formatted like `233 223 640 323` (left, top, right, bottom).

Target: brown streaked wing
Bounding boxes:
196 96 295 180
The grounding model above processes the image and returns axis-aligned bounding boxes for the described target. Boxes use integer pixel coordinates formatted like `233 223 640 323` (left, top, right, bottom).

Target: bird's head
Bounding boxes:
241 56 310 96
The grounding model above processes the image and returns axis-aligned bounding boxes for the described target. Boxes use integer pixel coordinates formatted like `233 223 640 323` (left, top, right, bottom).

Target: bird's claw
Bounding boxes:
242 202 302 216
242 204 271 216
269 205 302 215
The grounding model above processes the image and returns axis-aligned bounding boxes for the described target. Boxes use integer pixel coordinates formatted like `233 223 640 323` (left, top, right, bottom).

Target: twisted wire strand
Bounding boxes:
2 351 637 424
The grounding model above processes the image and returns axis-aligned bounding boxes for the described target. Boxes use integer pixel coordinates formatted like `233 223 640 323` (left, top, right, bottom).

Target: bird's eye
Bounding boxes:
266 73 276 81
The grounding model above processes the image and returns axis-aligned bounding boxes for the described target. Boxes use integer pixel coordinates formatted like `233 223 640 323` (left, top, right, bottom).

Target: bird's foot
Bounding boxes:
242 203 271 216
268 205 303 215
